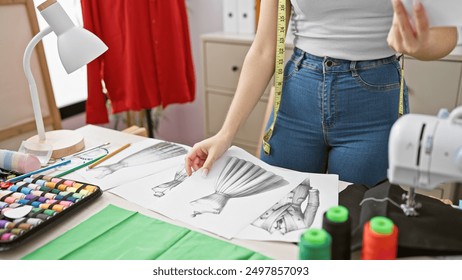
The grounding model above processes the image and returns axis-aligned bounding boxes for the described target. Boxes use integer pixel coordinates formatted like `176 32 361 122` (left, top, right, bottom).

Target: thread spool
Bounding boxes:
322 205 351 260
361 216 398 260
0 150 41 174
298 228 332 260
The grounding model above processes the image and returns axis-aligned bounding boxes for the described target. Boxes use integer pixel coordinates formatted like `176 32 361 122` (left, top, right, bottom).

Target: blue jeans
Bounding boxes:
260 48 409 187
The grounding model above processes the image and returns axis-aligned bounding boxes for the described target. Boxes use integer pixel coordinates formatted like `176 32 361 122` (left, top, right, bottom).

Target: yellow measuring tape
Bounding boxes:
263 0 287 155
398 55 405 117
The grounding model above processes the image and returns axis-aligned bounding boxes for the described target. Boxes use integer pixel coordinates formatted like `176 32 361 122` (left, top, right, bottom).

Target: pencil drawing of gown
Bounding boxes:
251 179 320 235
190 156 289 217
151 165 188 197
91 142 187 179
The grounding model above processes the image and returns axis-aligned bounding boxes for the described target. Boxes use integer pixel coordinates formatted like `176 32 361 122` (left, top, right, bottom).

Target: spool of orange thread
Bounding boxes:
361 216 398 260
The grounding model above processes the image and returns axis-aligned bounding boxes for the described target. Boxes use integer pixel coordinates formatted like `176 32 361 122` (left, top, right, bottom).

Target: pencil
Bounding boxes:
54 154 107 178
7 159 72 183
88 143 131 169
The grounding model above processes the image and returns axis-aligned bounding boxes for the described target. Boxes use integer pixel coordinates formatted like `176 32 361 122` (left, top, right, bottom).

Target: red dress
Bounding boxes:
81 0 195 124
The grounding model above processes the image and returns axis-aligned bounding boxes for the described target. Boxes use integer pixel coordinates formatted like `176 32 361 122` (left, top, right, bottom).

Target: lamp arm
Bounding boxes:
23 26 53 142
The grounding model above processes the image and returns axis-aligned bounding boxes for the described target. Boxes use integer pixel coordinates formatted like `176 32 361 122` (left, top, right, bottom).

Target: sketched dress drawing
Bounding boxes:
91 142 187 179
251 179 320 235
190 156 289 217
151 165 188 197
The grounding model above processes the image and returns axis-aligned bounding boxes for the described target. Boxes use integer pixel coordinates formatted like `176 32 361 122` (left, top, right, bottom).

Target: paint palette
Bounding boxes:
0 174 102 251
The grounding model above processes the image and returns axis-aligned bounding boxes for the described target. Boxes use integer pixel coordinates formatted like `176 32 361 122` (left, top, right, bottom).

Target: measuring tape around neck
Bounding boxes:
263 0 287 155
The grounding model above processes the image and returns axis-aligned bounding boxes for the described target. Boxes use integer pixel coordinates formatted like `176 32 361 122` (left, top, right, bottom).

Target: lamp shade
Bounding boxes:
39 0 108 74
57 27 108 74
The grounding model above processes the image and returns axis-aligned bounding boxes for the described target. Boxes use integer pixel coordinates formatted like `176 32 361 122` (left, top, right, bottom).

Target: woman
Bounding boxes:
185 0 459 186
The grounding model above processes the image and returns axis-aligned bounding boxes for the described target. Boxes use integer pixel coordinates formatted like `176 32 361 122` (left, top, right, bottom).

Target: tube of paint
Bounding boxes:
0 150 41 174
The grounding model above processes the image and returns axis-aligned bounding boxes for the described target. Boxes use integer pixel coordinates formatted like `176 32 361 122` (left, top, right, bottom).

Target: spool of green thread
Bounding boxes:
326 205 349 223
299 228 332 260
370 216 393 234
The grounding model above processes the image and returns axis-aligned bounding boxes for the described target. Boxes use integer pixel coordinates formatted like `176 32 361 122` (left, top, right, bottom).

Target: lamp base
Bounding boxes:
25 130 85 159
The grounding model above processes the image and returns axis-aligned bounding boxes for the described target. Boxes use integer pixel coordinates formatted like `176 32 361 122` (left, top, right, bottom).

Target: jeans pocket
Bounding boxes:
352 61 401 92
283 59 298 82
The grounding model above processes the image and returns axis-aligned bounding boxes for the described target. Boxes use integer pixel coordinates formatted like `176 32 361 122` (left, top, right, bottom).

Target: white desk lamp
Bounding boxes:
22 0 107 164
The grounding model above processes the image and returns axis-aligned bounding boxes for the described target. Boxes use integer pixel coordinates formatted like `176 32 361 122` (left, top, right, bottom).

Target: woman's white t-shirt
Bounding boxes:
290 0 396 60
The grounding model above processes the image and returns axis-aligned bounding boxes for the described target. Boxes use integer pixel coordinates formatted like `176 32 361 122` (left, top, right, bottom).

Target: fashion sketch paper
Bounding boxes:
109 163 190 212
76 139 189 190
402 0 462 27
235 173 339 242
110 146 309 239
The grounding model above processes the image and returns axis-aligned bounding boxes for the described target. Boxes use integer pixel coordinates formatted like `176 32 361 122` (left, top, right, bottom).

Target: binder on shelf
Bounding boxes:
223 0 238 33
237 0 255 34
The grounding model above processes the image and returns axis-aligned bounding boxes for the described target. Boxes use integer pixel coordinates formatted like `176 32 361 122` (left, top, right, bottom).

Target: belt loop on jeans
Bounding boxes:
322 57 327 74
350 60 358 77
294 50 305 71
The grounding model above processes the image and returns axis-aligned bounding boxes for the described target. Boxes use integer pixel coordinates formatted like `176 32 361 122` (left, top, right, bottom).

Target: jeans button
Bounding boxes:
325 60 333 67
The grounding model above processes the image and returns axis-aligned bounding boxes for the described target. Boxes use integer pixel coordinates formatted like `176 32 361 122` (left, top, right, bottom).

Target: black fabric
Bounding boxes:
338 183 368 231
339 181 462 258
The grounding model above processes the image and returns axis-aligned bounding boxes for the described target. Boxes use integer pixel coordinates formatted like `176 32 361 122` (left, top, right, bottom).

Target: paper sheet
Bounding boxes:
110 146 310 239
110 147 338 242
402 0 462 27
75 139 190 190
235 173 339 242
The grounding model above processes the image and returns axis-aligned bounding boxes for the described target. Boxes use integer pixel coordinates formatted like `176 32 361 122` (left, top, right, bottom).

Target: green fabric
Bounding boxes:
22 204 271 260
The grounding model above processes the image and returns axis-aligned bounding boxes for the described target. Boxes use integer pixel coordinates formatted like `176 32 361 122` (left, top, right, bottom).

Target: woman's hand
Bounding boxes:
387 0 457 60
387 0 430 57
184 133 233 176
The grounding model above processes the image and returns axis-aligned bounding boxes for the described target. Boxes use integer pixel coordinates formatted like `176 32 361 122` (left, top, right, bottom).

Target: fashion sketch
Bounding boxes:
151 165 188 197
251 178 320 235
190 156 289 217
91 142 187 179
111 146 315 239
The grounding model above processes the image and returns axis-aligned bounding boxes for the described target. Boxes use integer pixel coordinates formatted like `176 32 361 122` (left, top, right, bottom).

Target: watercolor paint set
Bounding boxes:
0 173 102 251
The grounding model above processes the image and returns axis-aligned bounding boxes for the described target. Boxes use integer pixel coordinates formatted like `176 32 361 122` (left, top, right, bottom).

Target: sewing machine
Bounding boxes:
388 106 462 216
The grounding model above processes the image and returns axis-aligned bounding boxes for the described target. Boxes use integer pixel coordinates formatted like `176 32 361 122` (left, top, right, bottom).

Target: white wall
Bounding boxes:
156 0 223 146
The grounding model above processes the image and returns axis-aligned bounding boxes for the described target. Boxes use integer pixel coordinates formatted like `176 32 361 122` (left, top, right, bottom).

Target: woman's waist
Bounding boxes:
290 47 398 71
